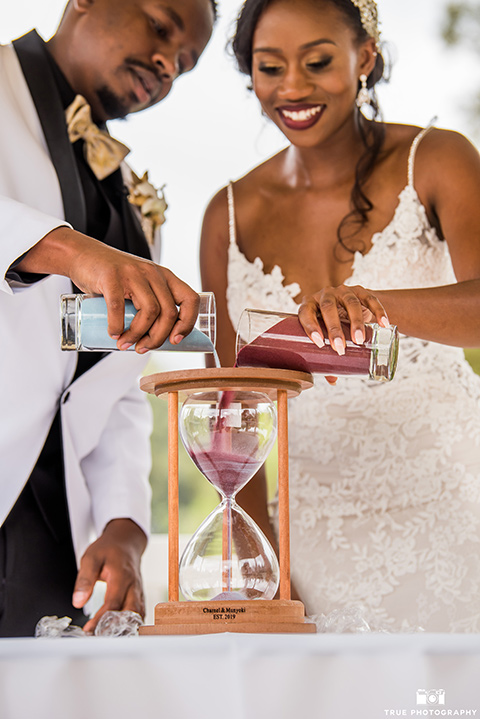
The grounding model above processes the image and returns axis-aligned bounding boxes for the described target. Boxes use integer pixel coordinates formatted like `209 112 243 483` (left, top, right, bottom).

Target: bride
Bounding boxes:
200 0 480 631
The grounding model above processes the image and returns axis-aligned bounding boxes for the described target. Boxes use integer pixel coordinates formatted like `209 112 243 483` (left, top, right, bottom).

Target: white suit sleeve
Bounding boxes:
80 380 153 539
0 194 70 295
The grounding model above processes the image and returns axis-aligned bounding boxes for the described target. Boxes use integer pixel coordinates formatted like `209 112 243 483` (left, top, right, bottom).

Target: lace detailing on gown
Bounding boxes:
226 127 480 632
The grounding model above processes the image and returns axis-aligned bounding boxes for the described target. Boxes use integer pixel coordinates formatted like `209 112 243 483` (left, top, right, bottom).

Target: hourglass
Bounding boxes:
139 367 316 635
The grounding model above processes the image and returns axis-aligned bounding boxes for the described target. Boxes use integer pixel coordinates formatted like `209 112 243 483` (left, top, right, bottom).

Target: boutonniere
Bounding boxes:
127 170 167 245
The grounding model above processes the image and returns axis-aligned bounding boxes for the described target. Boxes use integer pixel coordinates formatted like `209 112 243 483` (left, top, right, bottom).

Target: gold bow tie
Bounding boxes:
65 95 130 180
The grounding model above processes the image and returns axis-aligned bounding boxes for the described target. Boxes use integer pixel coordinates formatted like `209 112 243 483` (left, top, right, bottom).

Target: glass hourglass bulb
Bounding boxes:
178 389 279 601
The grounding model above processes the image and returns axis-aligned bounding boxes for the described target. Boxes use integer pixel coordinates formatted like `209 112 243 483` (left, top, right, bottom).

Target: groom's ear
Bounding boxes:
71 0 97 14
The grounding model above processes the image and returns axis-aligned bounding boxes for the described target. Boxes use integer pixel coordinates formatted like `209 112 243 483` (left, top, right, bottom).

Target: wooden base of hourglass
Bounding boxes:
138 368 316 636
141 599 316 634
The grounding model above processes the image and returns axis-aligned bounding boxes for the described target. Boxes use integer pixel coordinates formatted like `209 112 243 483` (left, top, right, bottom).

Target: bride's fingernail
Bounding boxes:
380 316 389 328
311 332 324 349
354 330 364 345
333 338 345 356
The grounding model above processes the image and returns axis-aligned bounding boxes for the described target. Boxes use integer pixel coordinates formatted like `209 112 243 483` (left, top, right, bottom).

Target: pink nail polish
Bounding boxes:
311 332 324 349
333 338 345 356
236 311 399 381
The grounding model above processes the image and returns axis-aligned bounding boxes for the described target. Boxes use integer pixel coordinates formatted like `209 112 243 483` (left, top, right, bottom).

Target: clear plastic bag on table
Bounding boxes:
35 610 144 638
94 610 143 637
35 615 87 638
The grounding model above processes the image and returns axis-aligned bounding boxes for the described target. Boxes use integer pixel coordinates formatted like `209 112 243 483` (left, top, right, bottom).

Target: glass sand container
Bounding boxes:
60 291 216 354
138 367 316 635
178 390 279 601
236 308 399 382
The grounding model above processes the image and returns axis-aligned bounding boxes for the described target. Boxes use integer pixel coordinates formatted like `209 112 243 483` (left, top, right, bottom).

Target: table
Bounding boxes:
1 633 479 719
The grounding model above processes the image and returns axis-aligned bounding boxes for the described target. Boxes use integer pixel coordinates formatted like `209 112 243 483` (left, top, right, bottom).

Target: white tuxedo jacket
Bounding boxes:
0 41 152 563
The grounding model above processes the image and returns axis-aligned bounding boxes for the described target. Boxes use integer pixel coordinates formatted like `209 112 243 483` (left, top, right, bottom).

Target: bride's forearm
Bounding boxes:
376 280 480 348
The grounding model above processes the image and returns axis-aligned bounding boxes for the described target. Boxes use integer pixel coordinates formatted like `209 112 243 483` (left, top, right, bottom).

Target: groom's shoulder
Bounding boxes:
0 38 26 87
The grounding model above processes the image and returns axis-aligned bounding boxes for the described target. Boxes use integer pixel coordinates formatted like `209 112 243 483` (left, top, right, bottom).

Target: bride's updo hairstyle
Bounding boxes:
232 0 388 256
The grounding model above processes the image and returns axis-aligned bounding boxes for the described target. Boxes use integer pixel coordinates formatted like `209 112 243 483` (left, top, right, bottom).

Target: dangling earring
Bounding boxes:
356 74 370 108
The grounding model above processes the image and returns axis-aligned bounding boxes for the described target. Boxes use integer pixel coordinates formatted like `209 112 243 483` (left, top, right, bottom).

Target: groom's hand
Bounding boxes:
72 518 147 634
15 226 200 353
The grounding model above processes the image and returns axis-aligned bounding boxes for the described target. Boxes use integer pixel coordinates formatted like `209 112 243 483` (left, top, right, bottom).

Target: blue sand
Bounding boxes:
79 297 215 353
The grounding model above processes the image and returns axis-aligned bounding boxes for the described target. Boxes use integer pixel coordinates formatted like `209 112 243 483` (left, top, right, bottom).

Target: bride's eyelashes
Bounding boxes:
257 55 334 76
306 56 333 72
257 63 283 75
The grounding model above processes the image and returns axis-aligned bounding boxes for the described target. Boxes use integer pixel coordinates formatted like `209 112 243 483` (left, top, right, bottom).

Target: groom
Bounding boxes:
0 0 215 636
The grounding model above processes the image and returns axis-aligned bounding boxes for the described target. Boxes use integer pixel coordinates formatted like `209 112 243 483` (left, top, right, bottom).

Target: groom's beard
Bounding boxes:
95 85 130 122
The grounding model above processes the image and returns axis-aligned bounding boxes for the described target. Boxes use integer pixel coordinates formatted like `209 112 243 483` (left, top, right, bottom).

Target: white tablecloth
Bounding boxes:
1 633 479 719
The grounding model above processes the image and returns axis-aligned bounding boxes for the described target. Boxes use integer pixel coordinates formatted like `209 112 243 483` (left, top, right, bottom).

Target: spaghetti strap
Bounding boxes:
408 117 438 188
227 181 236 246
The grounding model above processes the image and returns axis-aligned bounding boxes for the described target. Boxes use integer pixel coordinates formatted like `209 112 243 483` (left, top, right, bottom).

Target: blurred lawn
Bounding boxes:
148 393 217 534
465 348 480 375
148 349 480 534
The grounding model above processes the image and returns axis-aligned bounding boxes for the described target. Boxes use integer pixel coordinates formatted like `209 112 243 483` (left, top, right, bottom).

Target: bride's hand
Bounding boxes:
298 284 390 356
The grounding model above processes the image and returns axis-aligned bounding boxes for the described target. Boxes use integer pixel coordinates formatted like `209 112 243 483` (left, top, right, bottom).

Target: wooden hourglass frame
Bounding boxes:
139 367 316 635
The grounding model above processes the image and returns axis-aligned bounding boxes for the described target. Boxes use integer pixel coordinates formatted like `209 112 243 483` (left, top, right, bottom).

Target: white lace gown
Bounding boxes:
226 128 480 632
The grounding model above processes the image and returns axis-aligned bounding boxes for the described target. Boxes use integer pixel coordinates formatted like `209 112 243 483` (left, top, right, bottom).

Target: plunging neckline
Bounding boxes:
229 183 429 304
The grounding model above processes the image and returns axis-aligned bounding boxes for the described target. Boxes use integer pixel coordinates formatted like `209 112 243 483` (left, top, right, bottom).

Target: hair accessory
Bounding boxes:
350 0 381 45
356 74 370 108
